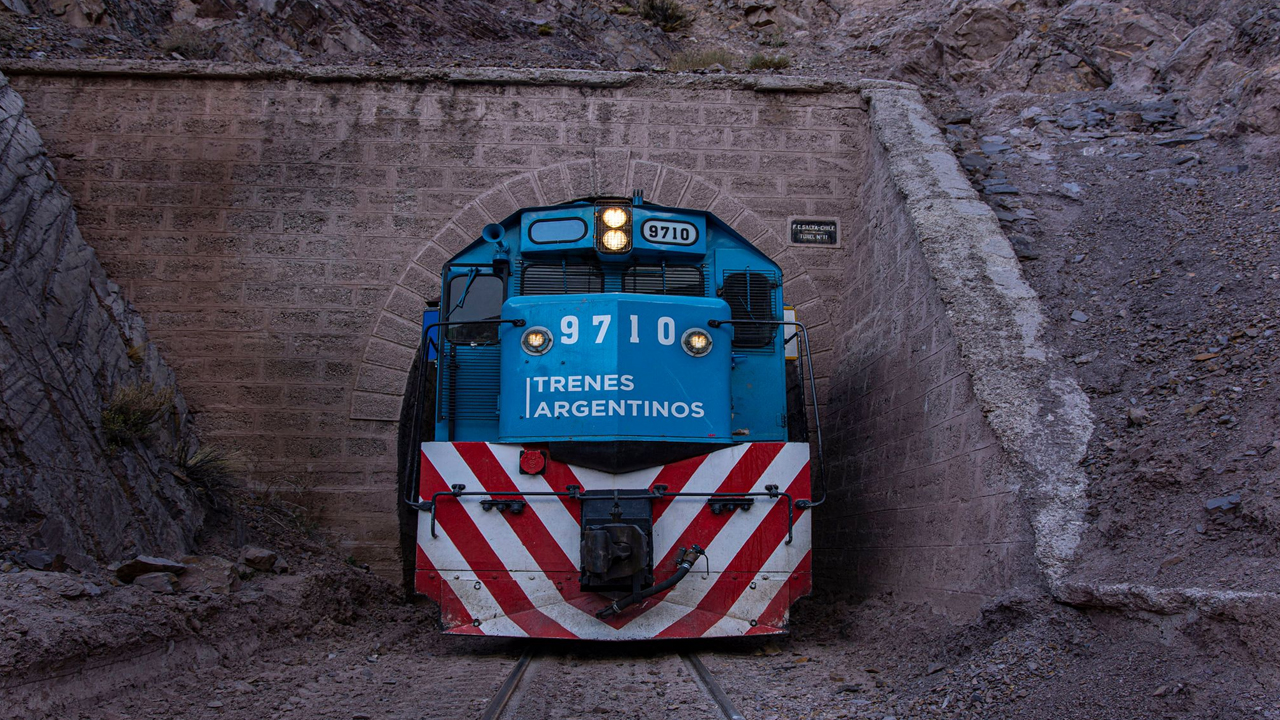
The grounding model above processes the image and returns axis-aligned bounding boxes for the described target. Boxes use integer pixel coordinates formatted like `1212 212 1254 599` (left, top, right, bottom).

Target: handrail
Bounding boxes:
406 483 802 544
427 318 526 427
706 318 827 508
402 317 526 512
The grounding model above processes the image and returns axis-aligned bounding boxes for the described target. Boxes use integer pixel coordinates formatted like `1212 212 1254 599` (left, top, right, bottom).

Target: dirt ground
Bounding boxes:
8 580 1278 719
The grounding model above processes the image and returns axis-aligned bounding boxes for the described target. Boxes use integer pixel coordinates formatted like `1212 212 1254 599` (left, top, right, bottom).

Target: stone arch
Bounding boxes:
348 151 833 421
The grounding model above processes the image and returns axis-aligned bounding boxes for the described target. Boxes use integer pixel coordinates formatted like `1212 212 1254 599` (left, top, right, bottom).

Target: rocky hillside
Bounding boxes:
1 0 1276 136
0 0 679 67
0 71 204 570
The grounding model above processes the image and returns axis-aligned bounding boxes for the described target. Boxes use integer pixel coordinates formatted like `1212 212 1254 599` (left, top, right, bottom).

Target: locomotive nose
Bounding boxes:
496 293 732 458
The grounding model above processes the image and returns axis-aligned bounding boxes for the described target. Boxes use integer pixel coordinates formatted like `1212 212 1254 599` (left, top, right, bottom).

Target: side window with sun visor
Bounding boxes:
445 273 504 344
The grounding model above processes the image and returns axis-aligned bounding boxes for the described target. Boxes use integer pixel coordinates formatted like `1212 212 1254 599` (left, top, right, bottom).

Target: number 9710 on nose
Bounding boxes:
558 314 681 346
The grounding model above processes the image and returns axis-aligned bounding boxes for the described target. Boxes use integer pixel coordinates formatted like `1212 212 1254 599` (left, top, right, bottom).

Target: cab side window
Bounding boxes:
445 273 504 344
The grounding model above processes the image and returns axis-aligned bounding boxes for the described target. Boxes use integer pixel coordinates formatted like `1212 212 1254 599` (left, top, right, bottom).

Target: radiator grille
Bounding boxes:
520 263 605 295
722 270 779 348
517 262 706 297
620 264 705 296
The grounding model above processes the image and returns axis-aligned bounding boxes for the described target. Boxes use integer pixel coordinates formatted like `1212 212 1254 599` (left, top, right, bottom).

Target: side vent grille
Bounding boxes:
721 270 779 348
440 345 501 421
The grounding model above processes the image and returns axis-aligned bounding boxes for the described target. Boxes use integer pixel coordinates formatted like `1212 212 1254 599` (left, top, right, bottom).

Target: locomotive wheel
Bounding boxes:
396 348 436 600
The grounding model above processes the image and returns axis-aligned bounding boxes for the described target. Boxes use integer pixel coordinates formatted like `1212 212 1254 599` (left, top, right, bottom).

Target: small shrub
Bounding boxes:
249 475 326 535
159 23 220 60
537 23 554 36
102 383 173 446
637 0 692 32
760 33 788 48
176 442 239 508
126 344 144 365
668 48 737 72
748 52 792 71
182 445 239 491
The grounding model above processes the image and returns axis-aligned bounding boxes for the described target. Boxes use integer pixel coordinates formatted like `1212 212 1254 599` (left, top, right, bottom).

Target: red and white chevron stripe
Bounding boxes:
414 442 812 640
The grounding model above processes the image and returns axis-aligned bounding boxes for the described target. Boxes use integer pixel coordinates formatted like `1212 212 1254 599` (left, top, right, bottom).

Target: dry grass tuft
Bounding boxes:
760 32 788 48
249 475 326 536
159 23 220 60
182 445 239 491
748 52 792 70
668 48 738 71
637 0 693 32
102 382 173 446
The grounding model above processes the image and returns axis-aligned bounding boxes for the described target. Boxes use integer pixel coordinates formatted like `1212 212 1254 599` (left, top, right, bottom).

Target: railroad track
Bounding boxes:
480 646 745 720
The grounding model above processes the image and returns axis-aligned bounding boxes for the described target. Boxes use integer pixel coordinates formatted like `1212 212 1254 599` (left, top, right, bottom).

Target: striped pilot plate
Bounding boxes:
415 442 812 640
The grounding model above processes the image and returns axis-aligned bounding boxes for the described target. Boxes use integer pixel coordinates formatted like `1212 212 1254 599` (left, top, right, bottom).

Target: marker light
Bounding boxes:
682 328 713 357
519 449 548 475
521 326 553 355
601 229 629 252
600 206 629 229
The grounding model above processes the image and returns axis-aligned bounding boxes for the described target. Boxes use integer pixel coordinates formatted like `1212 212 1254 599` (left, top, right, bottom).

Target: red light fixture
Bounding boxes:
519 449 548 475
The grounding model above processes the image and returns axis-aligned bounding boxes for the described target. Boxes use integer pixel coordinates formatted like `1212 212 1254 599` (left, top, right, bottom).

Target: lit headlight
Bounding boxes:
681 328 713 357
521 326 553 355
596 206 631 254
600 206 629 229
601 229 629 251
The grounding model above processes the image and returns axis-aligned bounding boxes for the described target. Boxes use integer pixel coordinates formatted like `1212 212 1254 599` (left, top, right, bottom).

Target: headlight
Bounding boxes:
521 326 553 355
681 328 713 357
596 206 631 254
600 207 629 229
601 229 629 252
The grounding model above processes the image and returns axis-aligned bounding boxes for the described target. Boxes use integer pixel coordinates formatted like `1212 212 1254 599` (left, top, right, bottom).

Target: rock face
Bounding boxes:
917 0 1280 134
0 71 203 568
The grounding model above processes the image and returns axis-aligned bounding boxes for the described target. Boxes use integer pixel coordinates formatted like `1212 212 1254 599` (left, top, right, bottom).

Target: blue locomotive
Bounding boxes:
398 193 821 639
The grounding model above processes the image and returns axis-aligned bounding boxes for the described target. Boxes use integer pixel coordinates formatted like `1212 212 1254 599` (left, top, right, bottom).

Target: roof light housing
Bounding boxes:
595 205 632 254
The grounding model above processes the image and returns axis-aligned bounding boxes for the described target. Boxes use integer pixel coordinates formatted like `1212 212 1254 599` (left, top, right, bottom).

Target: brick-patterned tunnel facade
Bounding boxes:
8 68 1044 618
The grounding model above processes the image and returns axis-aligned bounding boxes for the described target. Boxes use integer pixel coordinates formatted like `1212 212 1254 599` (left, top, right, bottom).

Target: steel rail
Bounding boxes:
683 653 747 720
477 648 744 720
478 647 535 720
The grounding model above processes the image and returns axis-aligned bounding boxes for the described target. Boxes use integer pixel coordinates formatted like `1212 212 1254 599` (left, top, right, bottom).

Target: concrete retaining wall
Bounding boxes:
3 61 1090 619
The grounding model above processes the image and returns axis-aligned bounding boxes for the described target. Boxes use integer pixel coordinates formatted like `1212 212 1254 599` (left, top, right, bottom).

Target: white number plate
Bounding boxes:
640 219 698 246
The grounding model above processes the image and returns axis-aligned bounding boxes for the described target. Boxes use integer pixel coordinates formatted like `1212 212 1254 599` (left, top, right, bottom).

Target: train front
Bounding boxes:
408 195 813 640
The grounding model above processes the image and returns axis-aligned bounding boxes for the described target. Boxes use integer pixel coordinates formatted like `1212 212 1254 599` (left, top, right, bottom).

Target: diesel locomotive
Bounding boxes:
397 192 823 640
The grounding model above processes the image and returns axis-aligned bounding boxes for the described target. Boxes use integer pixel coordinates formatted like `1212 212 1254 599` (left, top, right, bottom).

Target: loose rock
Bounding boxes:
16 550 63 572
239 546 279 572
133 571 180 594
113 556 187 583
1205 494 1241 513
